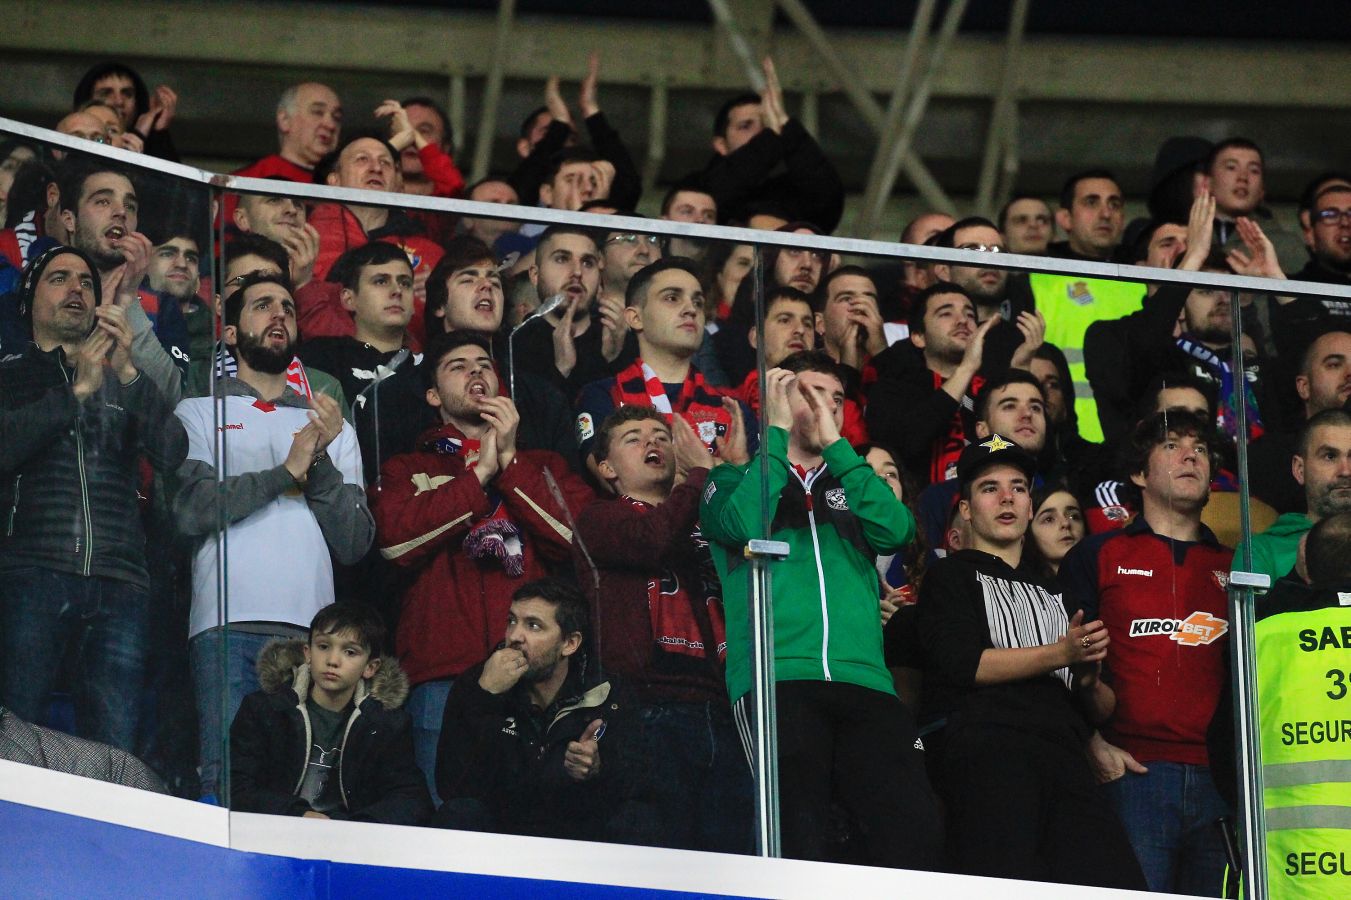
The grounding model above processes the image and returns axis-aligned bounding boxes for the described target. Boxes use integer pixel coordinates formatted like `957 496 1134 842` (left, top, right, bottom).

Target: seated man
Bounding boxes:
435 578 624 841
574 258 752 474
173 272 372 800
917 436 1144 889
574 406 753 853
371 331 594 800
229 602 431 825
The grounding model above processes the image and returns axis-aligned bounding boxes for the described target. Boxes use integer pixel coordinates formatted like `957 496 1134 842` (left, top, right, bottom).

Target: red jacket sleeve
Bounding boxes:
418 144 466 199
372 454 493 567
494 451 595 562
295 281 354 343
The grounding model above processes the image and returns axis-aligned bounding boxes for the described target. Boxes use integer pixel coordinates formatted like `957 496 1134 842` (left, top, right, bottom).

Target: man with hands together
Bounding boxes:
0 246 187 754
434 578 626 840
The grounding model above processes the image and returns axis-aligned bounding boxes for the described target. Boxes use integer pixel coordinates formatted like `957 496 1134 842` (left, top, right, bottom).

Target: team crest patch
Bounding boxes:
1212 570 1230 590
702 480 717 503
1067 281 1095 306
979 434 1014 452
1102 504 1129 522
576 412 595 443
697 419 718 444
824 488 848 511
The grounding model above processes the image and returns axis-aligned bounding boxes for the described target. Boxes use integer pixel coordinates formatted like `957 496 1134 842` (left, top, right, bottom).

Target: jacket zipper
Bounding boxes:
336 704 363 806
5 474 19 537
805 503 831 681
62 365 93 575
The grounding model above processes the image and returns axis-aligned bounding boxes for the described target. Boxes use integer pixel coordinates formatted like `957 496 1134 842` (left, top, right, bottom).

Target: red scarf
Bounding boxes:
930 370 984 483
611 358 732 450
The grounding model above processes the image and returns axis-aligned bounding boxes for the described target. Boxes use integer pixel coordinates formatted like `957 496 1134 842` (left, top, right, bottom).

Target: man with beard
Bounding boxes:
434 578 629 841
371 331 594 801
1248 409 1351 582
0 246 186 754
59 162 187 402
172 272 372 801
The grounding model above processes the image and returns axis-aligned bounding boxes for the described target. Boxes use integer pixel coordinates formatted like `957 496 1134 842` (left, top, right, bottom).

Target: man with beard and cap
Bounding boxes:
0 246 187 754
371 331 594 801
434 578 632 841
172 271 372 802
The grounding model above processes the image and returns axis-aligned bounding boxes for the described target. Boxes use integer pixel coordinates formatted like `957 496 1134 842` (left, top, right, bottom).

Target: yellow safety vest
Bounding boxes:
1028 273 1146 443
1256 595 1351 899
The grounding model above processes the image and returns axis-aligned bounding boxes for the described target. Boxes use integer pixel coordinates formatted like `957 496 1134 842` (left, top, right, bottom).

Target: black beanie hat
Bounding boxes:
18 244 103 321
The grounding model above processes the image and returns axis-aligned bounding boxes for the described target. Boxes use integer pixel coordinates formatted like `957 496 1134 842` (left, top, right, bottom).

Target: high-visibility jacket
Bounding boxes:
1255 582 1351 899
1028 274 1145 443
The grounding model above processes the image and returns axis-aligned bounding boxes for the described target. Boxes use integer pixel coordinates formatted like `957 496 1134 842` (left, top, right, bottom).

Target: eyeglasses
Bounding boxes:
606 233 662 248
1313 208 1351 227
956 242 1006 254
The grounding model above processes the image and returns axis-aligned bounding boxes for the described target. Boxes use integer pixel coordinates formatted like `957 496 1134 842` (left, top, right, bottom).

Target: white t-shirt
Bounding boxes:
175 395 365 638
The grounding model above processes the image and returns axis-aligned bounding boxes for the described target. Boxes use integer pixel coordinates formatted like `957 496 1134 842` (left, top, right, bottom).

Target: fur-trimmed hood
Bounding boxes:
255 639 410 711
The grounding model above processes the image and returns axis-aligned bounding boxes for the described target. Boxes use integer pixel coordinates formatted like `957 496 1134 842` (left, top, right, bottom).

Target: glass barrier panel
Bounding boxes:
0 124 213 801
12 111 1351 893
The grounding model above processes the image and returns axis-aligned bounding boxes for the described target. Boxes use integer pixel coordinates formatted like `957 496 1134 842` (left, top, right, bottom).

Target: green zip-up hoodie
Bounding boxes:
700 427 915 702
1245 511 1312 584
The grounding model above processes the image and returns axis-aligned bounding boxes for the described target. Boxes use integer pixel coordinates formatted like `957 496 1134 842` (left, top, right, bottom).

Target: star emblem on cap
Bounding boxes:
979 434 1014 452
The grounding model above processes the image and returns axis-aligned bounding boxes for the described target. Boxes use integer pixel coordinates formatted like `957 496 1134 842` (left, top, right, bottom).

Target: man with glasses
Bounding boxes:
1293 185 1351 292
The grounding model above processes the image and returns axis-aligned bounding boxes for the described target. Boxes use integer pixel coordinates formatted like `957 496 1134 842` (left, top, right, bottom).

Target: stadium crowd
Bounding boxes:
2 52 1351 897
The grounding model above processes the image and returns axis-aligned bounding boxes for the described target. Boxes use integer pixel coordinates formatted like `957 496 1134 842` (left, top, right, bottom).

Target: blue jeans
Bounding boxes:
609 701 754 855
1103 761 1230 896
0 566 148 753
407 678 454 807
189 627 297 800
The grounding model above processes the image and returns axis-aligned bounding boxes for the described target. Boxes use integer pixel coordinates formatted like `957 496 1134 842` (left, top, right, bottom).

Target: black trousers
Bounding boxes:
936 723 1146 890
736 680 943 870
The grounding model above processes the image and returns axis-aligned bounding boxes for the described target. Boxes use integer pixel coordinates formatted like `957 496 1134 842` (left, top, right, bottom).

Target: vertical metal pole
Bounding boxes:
856 0 968 235
448 73 467 159
776 0 955 220
974 0 1030 217
470 0 516 184
641 82 668 202
1228 291 1268 898
707 0 768 91
746 245 782 858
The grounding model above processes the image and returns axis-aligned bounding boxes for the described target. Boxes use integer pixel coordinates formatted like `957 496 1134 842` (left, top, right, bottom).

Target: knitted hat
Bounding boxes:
18 244 102 322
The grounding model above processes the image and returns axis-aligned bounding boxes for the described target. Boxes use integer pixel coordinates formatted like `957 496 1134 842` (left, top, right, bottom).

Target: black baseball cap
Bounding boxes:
956 434 1037 487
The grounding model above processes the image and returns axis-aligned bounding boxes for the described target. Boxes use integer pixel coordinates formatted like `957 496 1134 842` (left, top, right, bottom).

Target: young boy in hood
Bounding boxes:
228 603 431 825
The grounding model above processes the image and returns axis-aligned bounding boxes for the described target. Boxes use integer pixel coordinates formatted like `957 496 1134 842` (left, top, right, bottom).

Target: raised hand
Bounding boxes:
578 52 601 119
712 397 749 466
72 326 113 401
799 377 841 447
671 414 711 482
473 424 501 487
94 304 137 384
1060 609 1110 667
544 76 573 129
763 367 796 431
1178 192 1216 272
280 223 320 289
109 231 154 306
134 85 178 135
308 392 344 453
376 100 419 152
478 645 529 694
759 58 787 134
551 294 580 378
1009 310 1047 370
958 314 1000 376
1227 216 1285 279
284 423 322 485
479 396 520 471
597 294 627 362
564 719 604 782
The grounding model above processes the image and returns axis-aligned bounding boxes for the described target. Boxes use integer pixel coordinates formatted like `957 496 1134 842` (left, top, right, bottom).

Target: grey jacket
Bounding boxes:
0 706 166 793
171 377 373 566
